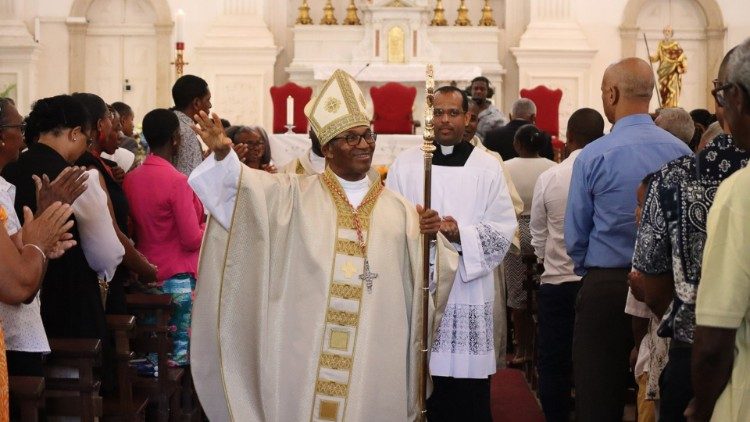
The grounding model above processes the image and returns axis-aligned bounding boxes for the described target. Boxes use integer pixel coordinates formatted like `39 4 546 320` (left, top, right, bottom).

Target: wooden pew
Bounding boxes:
9 376 45 421
44 338 103 421
104 314 149 421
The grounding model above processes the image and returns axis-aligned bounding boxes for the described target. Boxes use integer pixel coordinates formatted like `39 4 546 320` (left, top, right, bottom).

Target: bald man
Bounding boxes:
564 58 691 421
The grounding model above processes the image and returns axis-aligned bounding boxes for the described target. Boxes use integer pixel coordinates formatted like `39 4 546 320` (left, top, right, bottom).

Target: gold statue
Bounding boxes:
649 26 687 108
343 0 361 25
320 0 337 25
478 0 496 26
431 0 447 26
455 0 471 26
296 0 313 25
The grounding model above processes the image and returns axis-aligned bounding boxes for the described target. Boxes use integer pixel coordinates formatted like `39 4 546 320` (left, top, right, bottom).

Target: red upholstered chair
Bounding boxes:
270 82 313 134
520 85 563 139
370 82 419 134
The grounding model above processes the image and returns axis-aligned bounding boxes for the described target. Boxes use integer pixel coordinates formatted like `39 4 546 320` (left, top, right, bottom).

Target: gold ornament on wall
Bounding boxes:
431 0 447 26
343 0 361 25
455 0 472 26
478 0 496 26
320 0 338 25
296 0 313 25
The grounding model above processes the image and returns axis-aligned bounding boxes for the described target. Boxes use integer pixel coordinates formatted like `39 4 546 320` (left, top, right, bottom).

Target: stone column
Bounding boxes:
194 0 278 129
511 0 597 141
0 0 40 112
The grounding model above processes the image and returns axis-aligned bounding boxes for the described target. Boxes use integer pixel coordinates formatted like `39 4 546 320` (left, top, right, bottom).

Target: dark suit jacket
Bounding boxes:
482 119 555 161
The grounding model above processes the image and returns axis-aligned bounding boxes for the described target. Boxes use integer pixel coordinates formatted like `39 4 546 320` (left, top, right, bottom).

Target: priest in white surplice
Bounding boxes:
187 69 458 422
387 86 517 421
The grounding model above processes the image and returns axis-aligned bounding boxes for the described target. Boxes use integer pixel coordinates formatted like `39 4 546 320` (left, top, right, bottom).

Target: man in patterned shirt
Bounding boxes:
171 75 212 176
631 46 748 421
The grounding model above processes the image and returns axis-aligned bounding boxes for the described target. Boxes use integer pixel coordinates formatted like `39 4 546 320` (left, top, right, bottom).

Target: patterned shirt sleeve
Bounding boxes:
175 120 203 176
633 174 671 275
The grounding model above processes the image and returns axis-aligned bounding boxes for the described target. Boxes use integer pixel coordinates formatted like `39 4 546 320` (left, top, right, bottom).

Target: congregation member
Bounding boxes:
3 95 125 384
73 93 157 313
504 124 556 364
690 38 750 422
631 46 747 422
387 86 517 421
124 108 205 367
111 101 140 155
229 125 276 172
0 97 84 377
688 108 716 151
483 98 553 161
188 69 454 421
530 107 604 422
172 74 212 176
655 107 696 145
565 57 692 421
282 129 326 175
467 76 507 140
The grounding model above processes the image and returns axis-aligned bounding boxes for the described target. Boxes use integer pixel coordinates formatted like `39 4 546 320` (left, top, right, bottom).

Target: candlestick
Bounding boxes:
171 43 189 78
343 0 361 25
431 0 447 26
320 0 337 25
478 0 496 26
175 9 185 43
296 0 313 25
455 0 471 26
286 96 294 127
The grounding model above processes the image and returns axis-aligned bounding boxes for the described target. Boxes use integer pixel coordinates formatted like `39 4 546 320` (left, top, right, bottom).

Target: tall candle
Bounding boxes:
286 96 294 126
176 9 185 44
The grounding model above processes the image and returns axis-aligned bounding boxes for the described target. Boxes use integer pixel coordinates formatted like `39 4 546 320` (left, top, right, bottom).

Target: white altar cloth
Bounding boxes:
269 133 424 168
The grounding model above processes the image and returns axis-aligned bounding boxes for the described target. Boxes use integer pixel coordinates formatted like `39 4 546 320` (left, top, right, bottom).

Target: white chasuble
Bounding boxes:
189 151 457 421
386 146 518 378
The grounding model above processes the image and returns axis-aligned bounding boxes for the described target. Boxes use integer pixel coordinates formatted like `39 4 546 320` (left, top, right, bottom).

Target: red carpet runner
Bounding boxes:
491 368 546 422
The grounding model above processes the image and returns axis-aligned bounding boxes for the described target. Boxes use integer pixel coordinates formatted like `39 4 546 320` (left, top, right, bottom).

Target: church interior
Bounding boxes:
1 0 748 421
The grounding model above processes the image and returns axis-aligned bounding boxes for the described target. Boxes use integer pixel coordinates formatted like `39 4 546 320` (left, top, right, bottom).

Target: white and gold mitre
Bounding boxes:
304 69 371 146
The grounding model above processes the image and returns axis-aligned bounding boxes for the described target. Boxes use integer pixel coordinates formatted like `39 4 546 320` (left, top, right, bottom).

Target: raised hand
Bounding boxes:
191 111 232 160
34 166 88 213
232 143 249 163
22 202 75 258
417 204 441 235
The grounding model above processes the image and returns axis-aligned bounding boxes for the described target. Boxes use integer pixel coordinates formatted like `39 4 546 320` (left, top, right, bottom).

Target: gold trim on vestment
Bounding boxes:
296 159 306 175
309 169 384 421
330 282 362 300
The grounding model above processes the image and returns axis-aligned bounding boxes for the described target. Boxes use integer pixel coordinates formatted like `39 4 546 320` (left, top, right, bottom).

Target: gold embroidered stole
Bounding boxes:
310 169 383 422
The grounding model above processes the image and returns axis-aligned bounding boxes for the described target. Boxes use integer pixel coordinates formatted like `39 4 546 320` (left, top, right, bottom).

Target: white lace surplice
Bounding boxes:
386 146 517 378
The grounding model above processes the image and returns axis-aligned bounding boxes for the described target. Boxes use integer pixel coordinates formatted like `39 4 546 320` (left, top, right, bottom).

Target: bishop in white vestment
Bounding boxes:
387 86 517 421
188 70 457 422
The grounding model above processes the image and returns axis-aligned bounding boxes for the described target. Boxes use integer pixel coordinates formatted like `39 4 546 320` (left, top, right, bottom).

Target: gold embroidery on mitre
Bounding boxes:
330 283 362 300
320 353 353 370
316 380 349 397
324 97 341 113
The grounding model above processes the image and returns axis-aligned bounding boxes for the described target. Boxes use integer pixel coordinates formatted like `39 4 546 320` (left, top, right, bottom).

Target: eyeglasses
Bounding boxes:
330 132 377 146
0 122 26 135
433 108 464 118
711 79 733 107
245 142 264 149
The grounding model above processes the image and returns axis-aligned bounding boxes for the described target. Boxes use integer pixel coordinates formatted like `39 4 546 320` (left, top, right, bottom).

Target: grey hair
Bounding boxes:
231 124 272 165
728 38 750 94
511 98 537 120
700 121 724 147
656 107 695 145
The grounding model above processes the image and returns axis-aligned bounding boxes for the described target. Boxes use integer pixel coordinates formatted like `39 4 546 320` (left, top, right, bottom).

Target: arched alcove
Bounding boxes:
68 0 174 109
620 0 726 109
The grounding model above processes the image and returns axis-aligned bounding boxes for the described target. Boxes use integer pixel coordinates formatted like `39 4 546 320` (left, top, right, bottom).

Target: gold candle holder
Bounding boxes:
455 0 471 26
478 0 496 26
171 42 189 77
343 0 361 25
320 0 338 25
431 0 447 26
296 0 313 25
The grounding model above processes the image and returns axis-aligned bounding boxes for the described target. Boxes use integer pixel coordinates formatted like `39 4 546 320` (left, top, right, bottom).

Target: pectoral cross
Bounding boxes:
359 259 378 293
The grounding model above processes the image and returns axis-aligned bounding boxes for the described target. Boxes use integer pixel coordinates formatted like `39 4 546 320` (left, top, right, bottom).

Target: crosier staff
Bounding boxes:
419 64 436 421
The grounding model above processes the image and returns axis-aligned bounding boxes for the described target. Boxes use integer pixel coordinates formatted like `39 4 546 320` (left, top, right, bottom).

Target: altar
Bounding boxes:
269 133 423 168
285 0 505 129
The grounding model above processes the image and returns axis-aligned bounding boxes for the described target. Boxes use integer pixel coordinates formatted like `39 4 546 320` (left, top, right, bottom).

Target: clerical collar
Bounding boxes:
334 173 370 207
433 141 473 167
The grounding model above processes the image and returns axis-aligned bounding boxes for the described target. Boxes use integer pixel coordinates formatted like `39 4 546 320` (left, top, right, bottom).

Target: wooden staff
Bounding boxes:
419 64 436 421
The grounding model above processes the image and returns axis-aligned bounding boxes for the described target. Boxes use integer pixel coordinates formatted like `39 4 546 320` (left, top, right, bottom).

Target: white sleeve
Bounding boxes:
72 169 125 281
188 150 242 230
624 288 654 318
529 174 549 260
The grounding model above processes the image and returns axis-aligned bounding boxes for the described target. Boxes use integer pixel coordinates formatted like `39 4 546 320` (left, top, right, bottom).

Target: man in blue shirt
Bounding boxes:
564 57 691 421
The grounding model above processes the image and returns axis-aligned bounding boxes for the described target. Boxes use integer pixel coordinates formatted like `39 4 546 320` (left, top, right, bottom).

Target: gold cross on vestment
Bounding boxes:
341 261 358 279
359 259 378 293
